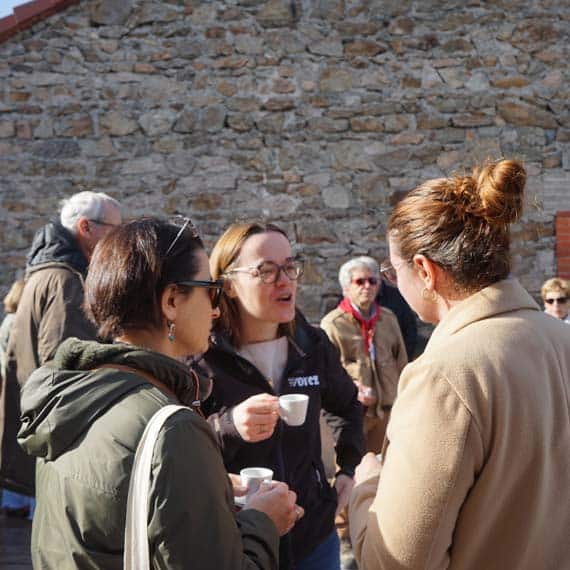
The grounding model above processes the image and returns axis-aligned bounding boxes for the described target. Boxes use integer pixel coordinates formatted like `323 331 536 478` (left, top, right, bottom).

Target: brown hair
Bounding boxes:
388 159 526 292
210 222 294 347
541 278 569 301
3 279 25 314
85 217 204 339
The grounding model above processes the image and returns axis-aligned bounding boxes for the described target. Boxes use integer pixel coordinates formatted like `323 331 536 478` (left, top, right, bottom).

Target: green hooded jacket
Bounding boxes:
18 338 279 569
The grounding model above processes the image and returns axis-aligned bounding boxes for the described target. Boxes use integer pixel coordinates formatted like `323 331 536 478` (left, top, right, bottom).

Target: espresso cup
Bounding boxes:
279 394 309 426
240 467 274 498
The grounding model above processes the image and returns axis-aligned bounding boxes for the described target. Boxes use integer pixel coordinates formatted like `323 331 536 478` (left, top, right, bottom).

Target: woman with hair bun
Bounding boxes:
349 159 570 569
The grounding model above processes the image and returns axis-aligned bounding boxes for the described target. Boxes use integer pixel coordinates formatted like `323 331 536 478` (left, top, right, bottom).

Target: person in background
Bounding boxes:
202 222 365 570
376 276 418 359
0 278 32 518
0 279 24 378
321 256 407 454
349 159 570 569
18 217 298 569
0 191 122 499
321 256 407 559
541 277 570 323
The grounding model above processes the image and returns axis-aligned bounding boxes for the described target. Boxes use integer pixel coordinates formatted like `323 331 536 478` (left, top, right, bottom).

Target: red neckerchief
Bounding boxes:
338 298 381 354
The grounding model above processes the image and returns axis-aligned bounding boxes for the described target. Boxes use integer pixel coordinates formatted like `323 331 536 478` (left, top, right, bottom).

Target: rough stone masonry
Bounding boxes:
0 0 569 322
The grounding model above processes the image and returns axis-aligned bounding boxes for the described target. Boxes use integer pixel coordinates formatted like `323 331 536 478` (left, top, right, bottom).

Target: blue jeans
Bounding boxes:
296 530 340 570
1 489 35 519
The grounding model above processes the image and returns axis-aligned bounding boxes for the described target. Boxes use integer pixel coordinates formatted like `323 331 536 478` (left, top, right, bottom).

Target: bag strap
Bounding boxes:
124 404 190 570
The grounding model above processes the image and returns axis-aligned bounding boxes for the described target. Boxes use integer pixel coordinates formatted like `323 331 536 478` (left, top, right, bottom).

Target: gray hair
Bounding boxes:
338 256 380 290
60 191 120 233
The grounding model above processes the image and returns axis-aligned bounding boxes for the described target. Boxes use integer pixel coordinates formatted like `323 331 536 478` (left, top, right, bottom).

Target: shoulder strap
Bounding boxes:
124 404 190 570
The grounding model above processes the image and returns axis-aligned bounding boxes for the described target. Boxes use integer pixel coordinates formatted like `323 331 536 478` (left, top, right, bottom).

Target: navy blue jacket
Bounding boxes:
202 313 364 568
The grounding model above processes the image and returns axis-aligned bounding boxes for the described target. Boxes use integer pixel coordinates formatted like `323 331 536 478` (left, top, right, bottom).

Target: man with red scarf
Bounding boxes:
321 256 408 454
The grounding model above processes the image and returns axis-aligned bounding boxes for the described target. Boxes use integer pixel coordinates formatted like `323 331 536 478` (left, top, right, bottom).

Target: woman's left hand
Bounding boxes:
334 473 355 516
354 452 382 485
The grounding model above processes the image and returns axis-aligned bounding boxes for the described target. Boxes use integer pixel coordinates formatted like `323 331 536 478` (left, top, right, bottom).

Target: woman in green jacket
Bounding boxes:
18 217 299 569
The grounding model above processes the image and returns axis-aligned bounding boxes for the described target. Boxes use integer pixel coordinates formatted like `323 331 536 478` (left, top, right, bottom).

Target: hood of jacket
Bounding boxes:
18 338 200 461
26 221 89 276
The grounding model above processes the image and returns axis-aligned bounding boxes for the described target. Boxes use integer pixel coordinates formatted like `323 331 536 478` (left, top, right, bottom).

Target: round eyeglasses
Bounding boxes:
380 259 407 285
175 279 224 309
225 259 304 285
380 260 398 285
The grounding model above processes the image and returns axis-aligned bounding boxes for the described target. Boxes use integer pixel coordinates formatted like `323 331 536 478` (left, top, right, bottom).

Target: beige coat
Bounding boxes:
321 306 407 419
349 279 570 570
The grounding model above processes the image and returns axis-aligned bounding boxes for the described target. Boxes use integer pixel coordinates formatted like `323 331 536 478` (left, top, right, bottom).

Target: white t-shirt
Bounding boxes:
238 336 289 387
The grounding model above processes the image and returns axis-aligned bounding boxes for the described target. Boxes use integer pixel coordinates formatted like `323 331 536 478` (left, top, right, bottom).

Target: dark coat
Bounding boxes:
0 222 97 495
376 280 418 359
202 313 365 568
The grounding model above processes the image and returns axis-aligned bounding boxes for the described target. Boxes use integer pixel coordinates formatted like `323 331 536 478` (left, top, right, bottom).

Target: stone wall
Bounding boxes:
1 0 569 321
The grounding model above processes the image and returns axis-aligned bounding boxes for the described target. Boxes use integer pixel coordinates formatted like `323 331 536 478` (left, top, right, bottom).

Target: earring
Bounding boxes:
421 288 437 302
168 321 176 342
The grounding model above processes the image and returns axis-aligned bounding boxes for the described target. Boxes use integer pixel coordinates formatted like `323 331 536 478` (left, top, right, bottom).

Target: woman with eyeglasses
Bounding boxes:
202 222 365 570
541 277 570 323
17 217 299 569
349 160 570 570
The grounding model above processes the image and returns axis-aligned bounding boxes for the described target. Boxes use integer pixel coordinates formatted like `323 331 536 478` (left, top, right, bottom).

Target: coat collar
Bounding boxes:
26 222 89 276
426 278 539 352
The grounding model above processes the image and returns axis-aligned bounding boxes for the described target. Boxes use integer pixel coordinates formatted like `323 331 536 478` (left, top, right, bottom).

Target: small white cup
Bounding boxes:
279 394 309 426
240 467 273 498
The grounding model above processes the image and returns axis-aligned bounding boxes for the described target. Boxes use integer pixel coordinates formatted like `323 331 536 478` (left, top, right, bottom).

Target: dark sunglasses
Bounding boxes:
545 297 568 305
176 279 224 309
352 277 379 287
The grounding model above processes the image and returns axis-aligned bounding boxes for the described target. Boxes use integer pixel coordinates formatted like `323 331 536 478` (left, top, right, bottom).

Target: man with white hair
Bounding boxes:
0 191 121 503
321 256 407 454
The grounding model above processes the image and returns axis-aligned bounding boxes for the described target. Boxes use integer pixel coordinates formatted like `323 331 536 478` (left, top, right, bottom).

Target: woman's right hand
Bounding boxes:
354 451 382 485
244 482 303 536
232 393 279 442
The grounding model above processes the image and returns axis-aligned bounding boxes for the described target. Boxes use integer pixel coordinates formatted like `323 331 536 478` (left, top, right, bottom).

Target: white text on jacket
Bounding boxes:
288 375 320 388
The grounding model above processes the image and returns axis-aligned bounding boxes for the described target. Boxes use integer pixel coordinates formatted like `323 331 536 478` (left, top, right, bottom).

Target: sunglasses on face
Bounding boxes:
225 259 304 285
545 297 568 305
352 277 379 287
176 279 224 309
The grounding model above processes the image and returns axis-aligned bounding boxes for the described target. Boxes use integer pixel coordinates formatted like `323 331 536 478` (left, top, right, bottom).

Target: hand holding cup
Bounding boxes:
232 393 279 442
245 480 303 536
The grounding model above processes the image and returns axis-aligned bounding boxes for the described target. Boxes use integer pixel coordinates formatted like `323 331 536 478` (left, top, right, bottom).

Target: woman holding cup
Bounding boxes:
349 160 570 568
202 222 364 570
17 217 298 569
